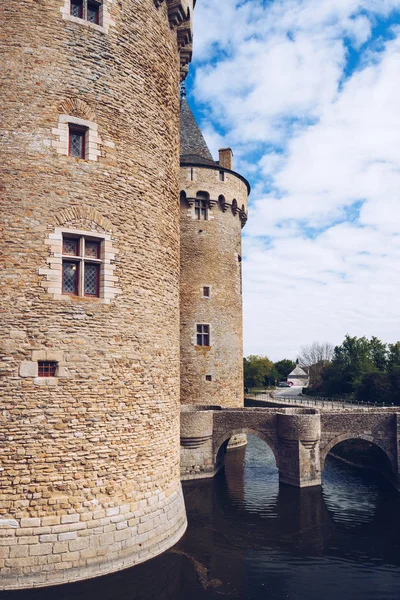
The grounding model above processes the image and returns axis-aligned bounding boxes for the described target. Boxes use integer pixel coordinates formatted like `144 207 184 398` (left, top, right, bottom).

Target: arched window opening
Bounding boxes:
231 198 238 216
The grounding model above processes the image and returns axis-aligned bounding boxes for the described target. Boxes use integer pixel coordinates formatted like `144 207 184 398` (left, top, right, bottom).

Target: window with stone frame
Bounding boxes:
38 361 58 378
196 324 210 346
68 125 88 159
70 0 102 24
62 235 102 297
195 198 208 220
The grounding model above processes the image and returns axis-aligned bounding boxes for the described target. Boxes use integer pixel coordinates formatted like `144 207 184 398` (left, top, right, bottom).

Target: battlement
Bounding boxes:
155 0 194 80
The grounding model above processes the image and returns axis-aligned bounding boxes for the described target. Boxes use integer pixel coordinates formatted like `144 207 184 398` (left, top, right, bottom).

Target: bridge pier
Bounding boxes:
277 411 321 488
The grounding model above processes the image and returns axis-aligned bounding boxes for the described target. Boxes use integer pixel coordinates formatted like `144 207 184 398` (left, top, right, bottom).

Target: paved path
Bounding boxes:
247 387 386 411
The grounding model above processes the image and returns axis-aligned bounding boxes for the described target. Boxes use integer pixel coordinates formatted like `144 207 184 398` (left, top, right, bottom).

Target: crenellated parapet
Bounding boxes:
155 0 194 80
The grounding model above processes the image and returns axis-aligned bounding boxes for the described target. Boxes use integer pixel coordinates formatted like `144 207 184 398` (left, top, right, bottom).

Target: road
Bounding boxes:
275 386 303 397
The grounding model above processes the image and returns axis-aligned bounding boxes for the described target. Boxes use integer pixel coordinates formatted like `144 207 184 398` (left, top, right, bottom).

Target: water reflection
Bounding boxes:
5 435 400 600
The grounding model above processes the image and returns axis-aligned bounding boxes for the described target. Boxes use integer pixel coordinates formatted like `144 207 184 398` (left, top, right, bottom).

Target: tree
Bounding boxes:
369 336 387 371
298 342 334 389
298 342 334 367
244 355 278 389
388 342 400 369
274 359 295 380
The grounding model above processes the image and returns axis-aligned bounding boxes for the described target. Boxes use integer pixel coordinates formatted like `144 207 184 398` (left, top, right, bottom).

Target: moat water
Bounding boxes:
6 436 400 600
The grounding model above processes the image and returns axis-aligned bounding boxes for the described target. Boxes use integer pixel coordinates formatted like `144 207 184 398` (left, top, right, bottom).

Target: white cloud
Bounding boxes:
191 0 400 360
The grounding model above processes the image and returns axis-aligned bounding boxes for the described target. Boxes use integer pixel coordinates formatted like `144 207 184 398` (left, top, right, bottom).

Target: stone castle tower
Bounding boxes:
0 0 194 589
179 93 250 410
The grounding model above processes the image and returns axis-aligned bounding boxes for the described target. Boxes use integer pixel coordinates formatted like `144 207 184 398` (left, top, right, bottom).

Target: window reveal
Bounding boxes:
62 236 101 297
203 286 210 297
197 324 210 346
38 361 57 377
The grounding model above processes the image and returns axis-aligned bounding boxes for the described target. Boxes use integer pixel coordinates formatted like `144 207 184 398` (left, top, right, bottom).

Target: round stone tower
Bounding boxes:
179 94 250 411
0 0 194 589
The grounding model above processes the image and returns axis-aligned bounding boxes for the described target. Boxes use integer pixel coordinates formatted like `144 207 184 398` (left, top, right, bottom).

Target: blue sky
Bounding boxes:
186 0 400 360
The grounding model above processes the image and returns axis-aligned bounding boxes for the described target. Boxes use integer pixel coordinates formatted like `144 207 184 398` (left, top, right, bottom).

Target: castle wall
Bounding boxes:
0 0 192 589
179 165 248 409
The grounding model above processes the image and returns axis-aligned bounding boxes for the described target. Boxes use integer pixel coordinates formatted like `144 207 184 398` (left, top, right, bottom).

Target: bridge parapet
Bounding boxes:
180 406 400 490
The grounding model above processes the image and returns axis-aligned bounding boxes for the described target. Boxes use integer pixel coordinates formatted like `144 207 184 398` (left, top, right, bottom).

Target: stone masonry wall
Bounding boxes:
179 166 248 409
0 0 192 589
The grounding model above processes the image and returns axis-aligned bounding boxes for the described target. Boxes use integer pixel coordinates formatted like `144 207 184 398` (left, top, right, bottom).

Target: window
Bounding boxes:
205 375 212 382
70 0 83 18
195 198 208 220
197 324 210 346
202 286 210 298
68 125 87 159
70 0 102 24
38 361 57 377
219 171 225 182
190 168 194 181
87 0 100 23
62 235 101 297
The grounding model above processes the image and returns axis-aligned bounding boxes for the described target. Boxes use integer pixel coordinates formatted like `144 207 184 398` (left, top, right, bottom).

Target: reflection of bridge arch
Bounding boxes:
213 427 279 467
320 434 396 474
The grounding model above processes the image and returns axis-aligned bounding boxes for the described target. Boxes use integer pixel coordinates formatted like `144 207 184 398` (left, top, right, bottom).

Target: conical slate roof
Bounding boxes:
180 97 216 166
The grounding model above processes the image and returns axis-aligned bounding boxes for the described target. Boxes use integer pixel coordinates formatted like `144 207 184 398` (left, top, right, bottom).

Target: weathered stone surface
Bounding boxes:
0 0 193 589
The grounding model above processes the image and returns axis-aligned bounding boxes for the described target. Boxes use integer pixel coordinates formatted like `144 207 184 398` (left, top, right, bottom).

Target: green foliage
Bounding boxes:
274 359 295 380
317 335 400 405
244 355 280 389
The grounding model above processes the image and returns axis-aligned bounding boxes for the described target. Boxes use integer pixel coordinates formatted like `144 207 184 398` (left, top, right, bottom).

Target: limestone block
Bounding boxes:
19 362 38 378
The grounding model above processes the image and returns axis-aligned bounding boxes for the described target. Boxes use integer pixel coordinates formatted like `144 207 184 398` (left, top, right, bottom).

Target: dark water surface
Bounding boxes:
6 436 400 600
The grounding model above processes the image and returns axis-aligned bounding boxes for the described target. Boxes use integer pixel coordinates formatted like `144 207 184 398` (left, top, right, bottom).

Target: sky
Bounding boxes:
186 0 400 361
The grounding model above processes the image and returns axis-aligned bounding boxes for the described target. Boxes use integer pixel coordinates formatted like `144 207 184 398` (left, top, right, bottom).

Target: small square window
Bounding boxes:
205 375 212 382
203 286 210 297
70 0 83 18
38 361 57 377
69 126 87 159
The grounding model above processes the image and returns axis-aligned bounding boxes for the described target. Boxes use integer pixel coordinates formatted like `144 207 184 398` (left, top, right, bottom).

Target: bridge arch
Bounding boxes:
213 428 279 467
320 434 396 474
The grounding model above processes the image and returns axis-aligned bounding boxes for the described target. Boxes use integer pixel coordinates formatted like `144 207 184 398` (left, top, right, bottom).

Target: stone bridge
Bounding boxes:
180 406 400 490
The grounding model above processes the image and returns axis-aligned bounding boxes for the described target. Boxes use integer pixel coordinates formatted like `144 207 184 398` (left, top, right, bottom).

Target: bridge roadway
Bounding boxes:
180 401 400 491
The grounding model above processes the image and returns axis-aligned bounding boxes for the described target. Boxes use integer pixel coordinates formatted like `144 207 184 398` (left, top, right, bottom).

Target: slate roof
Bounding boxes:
288 365 308 378
180 97 216 166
